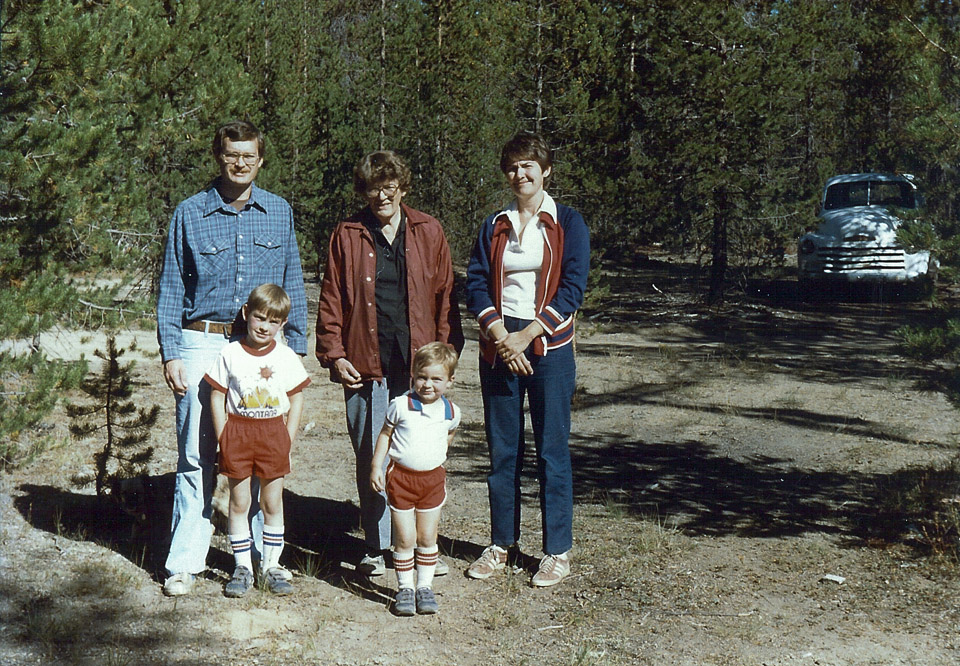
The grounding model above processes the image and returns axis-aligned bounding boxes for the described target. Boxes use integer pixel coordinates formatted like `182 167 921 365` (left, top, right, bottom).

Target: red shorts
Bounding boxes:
218 414 290 480
385 462 446 512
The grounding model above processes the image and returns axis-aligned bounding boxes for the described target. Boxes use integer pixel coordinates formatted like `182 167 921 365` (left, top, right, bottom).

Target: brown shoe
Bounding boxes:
466 545 508 579
531 552 571 587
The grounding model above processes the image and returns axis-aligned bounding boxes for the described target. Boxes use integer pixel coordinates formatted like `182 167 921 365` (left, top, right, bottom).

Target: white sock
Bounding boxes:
416 546 439 589
229 531 253 571
262 524 285 572
394 548 415 590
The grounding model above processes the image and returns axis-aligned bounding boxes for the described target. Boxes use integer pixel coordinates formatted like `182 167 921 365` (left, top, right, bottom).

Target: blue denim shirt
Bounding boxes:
156 181 308 361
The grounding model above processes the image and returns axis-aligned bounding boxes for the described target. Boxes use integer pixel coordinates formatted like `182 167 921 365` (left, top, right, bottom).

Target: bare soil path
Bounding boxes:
2 262 959 665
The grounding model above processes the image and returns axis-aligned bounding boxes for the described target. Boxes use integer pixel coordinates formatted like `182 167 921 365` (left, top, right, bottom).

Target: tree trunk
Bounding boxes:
707 185 728 306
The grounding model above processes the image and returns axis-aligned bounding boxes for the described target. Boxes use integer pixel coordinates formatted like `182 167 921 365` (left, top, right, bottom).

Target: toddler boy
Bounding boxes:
205 284 310 597
370 342 460 615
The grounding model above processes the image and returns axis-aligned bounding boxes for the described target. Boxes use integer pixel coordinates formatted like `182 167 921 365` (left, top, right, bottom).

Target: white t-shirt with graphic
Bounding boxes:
204 340 310 419
384 390 461 471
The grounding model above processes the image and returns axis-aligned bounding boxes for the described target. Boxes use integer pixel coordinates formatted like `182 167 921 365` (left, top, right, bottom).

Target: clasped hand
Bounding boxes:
495 331 533 376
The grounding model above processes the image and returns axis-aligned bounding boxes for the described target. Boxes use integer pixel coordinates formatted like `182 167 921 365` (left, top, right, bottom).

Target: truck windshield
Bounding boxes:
823 181 917 210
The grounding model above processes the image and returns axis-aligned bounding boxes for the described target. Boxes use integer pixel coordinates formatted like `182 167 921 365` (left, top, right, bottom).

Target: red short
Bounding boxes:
385 462 446 512
218 414 290 480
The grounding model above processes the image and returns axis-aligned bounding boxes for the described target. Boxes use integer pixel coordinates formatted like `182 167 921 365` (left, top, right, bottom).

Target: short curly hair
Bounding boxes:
354 150 412 197
499 131 553 174
412 341 459 377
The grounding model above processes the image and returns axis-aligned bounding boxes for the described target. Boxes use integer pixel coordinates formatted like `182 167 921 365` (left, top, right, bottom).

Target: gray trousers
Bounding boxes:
344 375 408 552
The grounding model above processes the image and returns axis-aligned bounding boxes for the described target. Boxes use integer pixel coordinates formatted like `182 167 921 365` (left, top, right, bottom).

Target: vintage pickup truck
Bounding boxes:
797 172 937 295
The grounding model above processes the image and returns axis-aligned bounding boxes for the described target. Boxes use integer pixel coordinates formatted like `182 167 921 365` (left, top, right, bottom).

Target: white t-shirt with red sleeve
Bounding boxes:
204 339 310 419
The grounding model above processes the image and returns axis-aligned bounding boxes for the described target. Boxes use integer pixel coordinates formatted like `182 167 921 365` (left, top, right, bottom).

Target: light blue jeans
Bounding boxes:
344 376 408 553
164 328 263 576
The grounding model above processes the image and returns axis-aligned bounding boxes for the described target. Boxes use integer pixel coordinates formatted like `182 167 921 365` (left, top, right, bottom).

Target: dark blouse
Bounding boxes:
363 212 410 378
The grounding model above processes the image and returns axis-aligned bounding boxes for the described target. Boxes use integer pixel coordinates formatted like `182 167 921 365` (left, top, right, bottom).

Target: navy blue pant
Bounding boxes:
479 316 575 555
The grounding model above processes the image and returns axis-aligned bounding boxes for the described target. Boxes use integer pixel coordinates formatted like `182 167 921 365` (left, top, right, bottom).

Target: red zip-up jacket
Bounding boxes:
315 204 464 382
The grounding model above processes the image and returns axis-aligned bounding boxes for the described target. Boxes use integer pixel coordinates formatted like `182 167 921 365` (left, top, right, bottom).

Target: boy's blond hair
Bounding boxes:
412 342 459 377
245 284 291 320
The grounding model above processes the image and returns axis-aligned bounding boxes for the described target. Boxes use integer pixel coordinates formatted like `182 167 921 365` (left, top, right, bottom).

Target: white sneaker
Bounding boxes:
466 545 507 580
261 564 293 581
531 552 571 587
357 553 386 576
162 572 196 597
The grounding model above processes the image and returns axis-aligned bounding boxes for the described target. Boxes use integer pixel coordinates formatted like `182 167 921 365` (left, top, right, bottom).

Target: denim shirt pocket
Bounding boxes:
253 234 284 271
198 237 232 274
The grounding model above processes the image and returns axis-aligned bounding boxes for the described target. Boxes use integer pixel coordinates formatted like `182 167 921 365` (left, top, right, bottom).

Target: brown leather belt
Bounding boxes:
183 320 233 336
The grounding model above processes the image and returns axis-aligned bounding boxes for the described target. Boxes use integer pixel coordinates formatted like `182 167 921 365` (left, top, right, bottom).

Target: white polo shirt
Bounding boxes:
384 390 461 471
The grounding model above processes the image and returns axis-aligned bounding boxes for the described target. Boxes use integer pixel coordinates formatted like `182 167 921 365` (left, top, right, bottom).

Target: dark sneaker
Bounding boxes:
263 567 294 595
358 553 386 576
394 587 416 616
415 587 439 614
224 566 254 598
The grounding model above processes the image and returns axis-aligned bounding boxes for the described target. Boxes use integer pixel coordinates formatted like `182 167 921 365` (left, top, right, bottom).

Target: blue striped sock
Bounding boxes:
229 532 253 571
262 525 285 572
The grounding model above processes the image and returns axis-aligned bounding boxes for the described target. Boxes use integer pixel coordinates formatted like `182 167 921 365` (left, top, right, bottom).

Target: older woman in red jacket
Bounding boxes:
316 150 463 576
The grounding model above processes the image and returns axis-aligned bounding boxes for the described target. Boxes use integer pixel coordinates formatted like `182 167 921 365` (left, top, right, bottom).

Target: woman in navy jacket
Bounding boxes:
464 132 589 587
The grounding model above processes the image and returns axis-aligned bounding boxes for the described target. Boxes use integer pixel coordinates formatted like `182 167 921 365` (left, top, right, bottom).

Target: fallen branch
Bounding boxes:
78 299 155 317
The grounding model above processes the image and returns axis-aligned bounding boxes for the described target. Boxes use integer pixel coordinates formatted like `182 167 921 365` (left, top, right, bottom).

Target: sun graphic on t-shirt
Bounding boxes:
259 365 274 380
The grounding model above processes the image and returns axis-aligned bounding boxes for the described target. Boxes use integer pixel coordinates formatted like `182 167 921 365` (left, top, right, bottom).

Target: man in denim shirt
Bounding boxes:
156 120 307 596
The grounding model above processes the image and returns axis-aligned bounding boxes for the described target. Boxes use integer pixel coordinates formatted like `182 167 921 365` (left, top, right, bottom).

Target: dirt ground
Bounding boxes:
2 261 960 665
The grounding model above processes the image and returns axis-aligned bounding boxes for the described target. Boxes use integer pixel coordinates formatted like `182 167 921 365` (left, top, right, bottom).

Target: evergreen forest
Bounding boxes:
7 1 960 286
4 1 960 451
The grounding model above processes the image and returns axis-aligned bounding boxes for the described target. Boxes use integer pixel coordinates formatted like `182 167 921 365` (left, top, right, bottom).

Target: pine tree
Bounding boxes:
250 0 361 277
67 337 159 497
1 0 260 461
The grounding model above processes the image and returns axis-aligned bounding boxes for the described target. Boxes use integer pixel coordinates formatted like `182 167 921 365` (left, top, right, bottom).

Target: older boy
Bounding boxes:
205 284 310 597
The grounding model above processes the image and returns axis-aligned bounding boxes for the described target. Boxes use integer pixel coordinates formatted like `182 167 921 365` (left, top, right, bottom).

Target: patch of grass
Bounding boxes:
603 493 629 521
103 644 137 666
655 343 680 365
10 433 67 469
864 456 960 560
633 511 682 555
771 394 804 410
480 569 527 630
22 596 64 652
293 550 326 578
67 560 140 598
53 507 88 542
570 640 608 665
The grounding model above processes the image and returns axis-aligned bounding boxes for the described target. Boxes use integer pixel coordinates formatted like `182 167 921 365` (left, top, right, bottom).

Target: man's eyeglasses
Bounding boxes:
365 184 400 198
221 152 260 165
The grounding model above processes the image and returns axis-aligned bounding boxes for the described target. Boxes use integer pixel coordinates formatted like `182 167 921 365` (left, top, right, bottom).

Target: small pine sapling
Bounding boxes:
67 336 159 496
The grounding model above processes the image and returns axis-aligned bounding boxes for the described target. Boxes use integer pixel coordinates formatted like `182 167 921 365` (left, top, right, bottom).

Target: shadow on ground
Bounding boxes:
11 478 495 604
583 257 947 387
450 414 954 555
564 431 955 553
13 479 377 587
0 575 178 665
